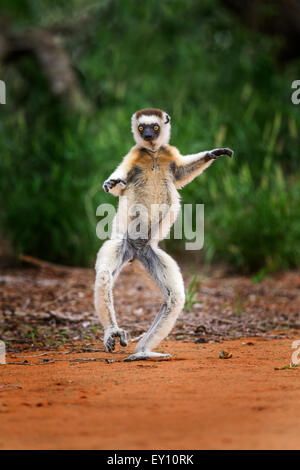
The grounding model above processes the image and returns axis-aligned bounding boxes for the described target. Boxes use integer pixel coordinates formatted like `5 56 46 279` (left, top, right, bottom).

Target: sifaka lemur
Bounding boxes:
95 108 233 361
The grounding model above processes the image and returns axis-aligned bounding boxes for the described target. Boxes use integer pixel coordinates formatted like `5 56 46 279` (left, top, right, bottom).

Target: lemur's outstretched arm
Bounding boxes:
173 147 233 189
102 147 139 195
103 160 128 196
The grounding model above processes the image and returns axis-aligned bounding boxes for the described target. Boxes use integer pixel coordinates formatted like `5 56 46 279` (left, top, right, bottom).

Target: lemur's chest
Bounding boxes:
126 148 174 186
124 147 180 207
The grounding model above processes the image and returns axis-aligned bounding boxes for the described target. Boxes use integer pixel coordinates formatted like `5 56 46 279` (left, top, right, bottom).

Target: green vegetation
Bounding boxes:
184 275 200 312
0 0 299 271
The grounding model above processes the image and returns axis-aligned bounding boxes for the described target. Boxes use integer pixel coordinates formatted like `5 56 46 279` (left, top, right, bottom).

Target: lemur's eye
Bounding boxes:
153 125 159 131
138 126 143 132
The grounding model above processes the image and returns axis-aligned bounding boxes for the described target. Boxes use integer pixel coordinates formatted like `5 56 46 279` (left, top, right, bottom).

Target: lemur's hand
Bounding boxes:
208 148 233 159
104 326 129 352
103 178 126 193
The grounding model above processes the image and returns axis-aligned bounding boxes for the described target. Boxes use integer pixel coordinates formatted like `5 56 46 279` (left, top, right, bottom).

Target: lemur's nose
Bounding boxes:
144 134 153 141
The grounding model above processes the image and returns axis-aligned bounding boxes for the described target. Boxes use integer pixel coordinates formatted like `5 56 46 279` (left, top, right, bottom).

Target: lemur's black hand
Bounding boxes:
208 148 234 159
103 178 126 192
104 327 128 352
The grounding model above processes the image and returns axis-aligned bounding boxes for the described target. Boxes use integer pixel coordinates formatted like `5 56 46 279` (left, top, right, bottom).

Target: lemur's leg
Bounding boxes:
124 245 185 361
95 239 130 352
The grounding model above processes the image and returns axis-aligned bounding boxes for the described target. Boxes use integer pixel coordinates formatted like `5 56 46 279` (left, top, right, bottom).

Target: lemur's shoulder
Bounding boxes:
119 145 183 176
118 146 143 172
161 144 183 165
163 144 181 156
122 145 181 166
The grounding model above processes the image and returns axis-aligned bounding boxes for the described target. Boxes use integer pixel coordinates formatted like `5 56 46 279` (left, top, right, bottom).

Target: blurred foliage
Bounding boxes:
0 0 299 271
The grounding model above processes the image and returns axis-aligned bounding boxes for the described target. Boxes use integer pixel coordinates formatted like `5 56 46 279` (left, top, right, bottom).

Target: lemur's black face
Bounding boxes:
138 123 160 141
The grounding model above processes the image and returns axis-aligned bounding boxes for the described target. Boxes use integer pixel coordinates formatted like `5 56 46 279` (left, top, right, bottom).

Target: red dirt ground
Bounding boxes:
1 336 299 450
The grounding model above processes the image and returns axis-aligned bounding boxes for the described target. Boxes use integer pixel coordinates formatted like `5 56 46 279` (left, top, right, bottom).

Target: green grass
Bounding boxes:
184 275 200 312
0 0 299 271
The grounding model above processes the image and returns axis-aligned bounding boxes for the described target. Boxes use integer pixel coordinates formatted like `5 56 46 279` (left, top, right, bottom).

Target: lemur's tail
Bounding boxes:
131 333 145 343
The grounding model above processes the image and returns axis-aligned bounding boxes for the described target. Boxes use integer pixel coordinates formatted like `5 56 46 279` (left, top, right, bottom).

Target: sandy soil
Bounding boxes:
1 336 299 450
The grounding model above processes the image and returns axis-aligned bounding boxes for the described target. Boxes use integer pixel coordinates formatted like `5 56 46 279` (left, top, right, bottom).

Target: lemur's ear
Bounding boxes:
164 113 171 124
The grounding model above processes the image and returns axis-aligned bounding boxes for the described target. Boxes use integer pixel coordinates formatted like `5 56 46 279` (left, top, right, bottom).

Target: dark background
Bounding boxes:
0 0 299 273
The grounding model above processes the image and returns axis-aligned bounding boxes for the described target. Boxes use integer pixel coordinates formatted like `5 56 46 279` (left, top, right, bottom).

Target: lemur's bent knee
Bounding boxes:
96 268 111 286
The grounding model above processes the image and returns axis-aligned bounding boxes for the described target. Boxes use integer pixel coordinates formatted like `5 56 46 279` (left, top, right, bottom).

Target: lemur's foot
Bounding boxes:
209 148 234 159
103 178 126 192
104 327 128 352
124 351 171 362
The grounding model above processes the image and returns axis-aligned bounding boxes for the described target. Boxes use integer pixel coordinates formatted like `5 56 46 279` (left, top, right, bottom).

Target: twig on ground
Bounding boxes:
19 254 71 272
0 385 23 390
6 360 55 366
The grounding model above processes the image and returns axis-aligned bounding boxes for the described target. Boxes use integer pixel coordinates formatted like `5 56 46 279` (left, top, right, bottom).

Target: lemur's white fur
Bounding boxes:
131 111 171 151
95 108 233 361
